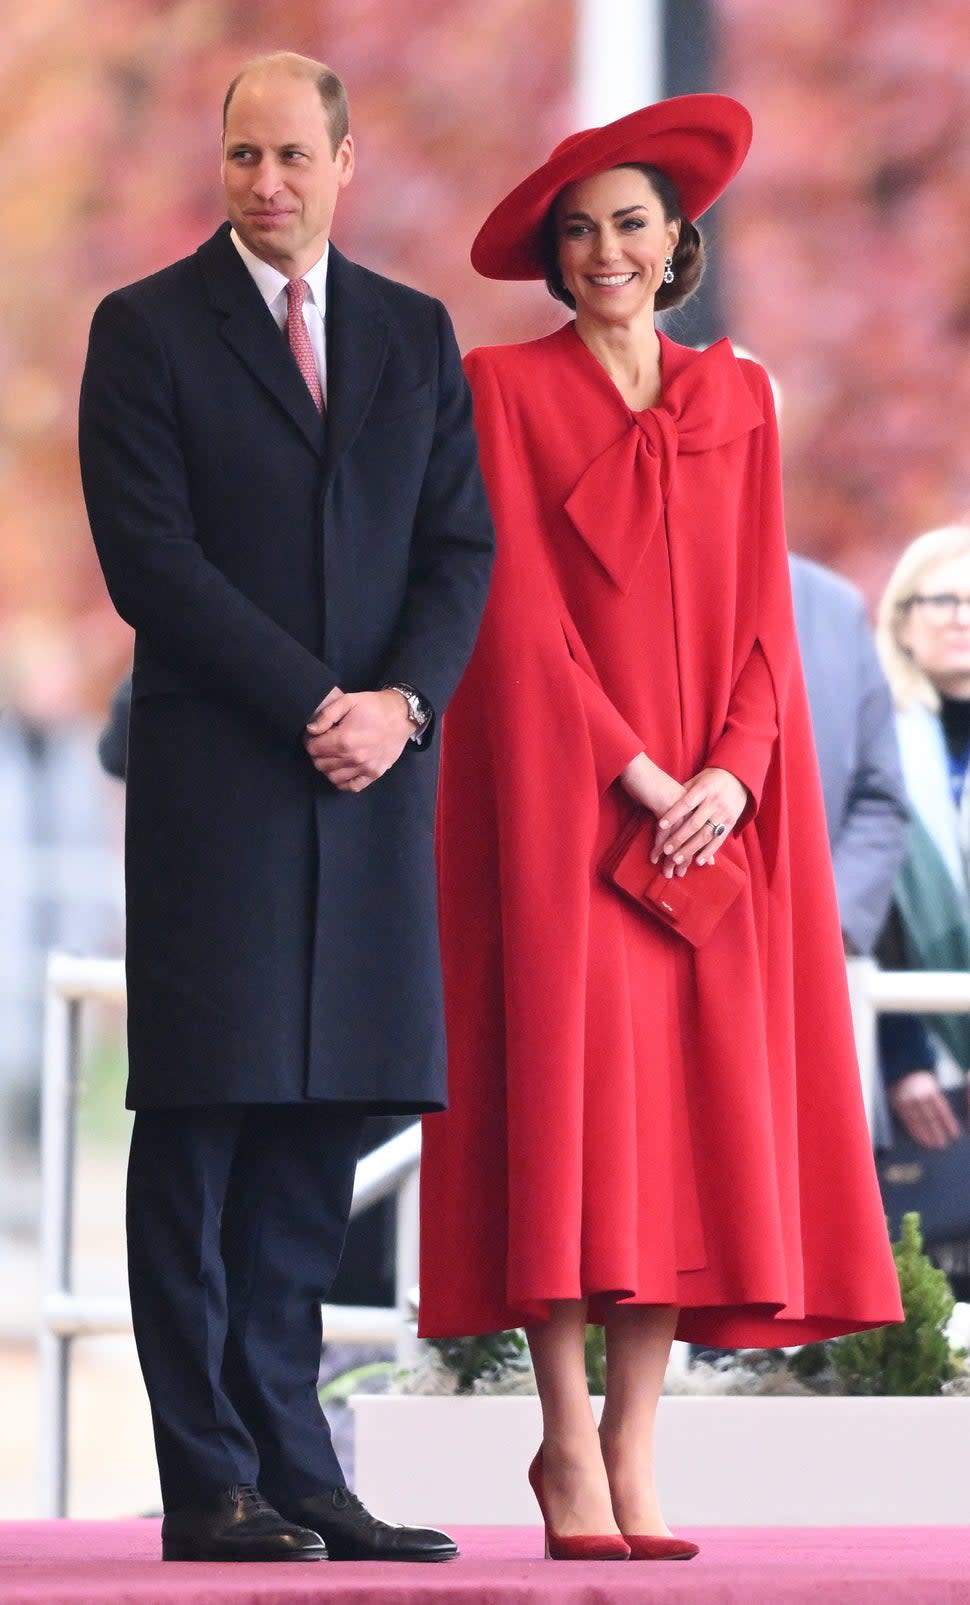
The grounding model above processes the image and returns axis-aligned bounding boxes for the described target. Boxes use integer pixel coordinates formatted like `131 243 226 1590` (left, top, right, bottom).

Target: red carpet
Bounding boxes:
2 1521 970 1603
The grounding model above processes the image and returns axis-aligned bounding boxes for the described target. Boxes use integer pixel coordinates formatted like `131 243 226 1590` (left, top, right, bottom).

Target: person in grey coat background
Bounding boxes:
789 554 909 958
78 52 493 1564
690 552 907 1369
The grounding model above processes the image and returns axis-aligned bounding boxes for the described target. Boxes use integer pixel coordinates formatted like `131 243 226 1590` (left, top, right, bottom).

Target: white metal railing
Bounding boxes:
39 950 970 1517
38 951 421 1518
847 958 970 1131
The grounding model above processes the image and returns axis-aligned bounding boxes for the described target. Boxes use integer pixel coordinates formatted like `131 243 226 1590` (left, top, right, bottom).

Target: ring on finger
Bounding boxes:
706 819 727 839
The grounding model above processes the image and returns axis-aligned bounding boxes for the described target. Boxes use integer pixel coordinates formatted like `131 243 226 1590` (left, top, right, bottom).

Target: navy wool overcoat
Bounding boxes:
79 224 494 1110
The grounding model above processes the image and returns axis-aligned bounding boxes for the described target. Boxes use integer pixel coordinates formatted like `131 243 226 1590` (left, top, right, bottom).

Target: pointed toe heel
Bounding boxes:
528 1449 630 1562
625 1533 699 1560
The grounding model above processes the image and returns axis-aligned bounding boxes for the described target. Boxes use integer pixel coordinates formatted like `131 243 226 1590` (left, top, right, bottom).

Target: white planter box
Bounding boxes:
352 1394 970 1526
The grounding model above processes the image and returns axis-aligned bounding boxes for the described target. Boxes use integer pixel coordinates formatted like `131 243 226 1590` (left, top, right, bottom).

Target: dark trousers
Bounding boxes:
126 1103 365 1512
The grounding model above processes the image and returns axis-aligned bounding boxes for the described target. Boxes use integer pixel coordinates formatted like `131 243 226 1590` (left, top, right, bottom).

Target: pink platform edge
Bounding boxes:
3 1520 970 1604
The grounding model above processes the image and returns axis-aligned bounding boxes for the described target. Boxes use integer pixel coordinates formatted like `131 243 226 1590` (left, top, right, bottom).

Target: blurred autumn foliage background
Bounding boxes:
2 0 970 719
722 0 970 598
0 0 572 721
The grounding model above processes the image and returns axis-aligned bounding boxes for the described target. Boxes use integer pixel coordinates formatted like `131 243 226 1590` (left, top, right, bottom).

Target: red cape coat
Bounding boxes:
419 324 902 1346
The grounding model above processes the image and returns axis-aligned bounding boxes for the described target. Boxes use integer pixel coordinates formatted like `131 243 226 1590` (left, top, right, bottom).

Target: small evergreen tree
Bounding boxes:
828 1213 957 1395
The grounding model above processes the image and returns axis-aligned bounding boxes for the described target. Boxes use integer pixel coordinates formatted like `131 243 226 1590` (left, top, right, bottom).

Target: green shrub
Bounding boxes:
425 1330 529 1393
585 1325 606 1393
786 1213 957 1395
827 1213 957 1395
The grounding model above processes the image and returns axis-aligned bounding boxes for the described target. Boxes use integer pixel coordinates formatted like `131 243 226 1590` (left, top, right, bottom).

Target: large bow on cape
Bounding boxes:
564 340 765 592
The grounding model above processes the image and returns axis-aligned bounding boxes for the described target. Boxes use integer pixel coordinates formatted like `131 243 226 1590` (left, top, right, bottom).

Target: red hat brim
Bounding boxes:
471 93 753 281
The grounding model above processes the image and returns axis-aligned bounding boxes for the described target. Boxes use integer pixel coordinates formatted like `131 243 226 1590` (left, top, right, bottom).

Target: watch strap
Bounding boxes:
385 683 432 741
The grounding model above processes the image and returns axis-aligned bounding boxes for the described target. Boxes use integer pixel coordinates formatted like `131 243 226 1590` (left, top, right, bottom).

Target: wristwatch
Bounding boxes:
386 683 432 742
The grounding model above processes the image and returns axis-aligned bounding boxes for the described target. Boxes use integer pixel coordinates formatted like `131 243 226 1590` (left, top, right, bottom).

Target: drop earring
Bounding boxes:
662 255 675 285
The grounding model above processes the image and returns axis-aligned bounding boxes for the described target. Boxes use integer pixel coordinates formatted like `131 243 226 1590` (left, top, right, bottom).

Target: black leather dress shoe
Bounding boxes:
281 1487 458 1562
161 1484 327 1561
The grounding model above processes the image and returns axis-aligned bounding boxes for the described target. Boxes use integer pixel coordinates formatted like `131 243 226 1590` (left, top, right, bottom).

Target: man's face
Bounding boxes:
221 70 354 277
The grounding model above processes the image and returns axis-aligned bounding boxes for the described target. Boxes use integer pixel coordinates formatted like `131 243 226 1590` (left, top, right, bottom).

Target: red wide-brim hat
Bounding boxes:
471 93 753 281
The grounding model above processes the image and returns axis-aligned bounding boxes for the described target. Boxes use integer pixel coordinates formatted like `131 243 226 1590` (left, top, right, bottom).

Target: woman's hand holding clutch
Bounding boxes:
651 766 749 875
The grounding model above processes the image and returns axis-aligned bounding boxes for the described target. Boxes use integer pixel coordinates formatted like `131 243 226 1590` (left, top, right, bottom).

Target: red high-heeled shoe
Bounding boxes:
624 1533 699 1561
527 1449 630 1561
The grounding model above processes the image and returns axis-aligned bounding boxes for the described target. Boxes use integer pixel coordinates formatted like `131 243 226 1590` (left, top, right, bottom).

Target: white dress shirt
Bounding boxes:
230 228 328 403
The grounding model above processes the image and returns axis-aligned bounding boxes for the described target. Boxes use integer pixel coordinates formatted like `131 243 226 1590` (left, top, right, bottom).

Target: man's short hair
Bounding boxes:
223 52 349 155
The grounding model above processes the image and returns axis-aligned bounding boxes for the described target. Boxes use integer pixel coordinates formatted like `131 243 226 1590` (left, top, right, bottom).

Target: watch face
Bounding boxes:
388 684 430 728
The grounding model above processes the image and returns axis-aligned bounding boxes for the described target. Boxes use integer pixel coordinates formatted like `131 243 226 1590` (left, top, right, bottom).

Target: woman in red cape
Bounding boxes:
419 96 902 1559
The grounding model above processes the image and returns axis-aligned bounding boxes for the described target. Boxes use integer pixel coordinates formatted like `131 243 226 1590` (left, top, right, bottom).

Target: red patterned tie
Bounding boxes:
285 278 323 412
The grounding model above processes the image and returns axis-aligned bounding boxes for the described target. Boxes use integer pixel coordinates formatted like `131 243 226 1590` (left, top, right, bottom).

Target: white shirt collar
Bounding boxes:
229 228 329 317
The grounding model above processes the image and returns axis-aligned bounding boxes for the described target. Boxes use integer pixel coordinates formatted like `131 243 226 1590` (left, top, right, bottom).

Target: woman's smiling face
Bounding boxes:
555 165 680 327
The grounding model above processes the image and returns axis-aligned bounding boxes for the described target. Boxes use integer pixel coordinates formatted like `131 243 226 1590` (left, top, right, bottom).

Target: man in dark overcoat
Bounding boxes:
78 52 494 1563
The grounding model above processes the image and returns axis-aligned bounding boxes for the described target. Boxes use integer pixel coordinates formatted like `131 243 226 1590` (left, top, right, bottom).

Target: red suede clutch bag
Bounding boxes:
600 811 745 947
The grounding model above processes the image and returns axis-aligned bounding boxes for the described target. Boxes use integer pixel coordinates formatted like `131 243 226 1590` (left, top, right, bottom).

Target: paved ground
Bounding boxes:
0 1328 372 1520
1 1131 163 1519
0 1141 378 1519
1 1331 160 1519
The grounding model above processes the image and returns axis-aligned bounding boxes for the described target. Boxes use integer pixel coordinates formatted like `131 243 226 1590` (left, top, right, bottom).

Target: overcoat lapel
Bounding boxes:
322 246 390 483
196 224 325 453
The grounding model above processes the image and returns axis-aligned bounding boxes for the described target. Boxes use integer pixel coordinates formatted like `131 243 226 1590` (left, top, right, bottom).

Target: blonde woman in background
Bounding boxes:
876 527 970 1266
